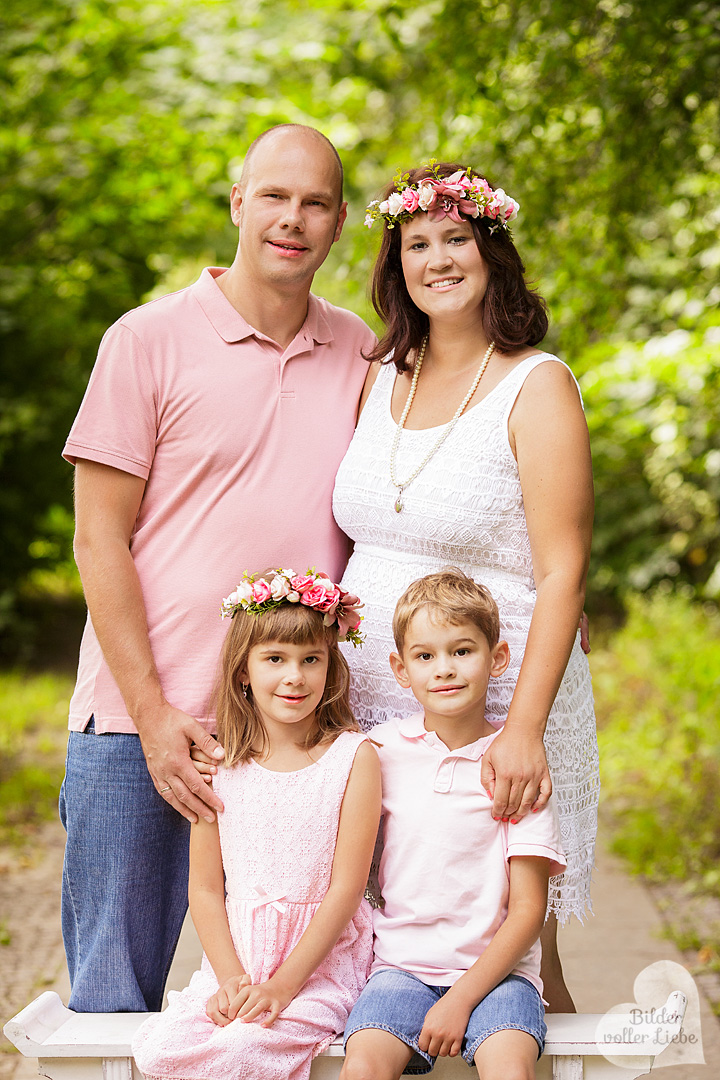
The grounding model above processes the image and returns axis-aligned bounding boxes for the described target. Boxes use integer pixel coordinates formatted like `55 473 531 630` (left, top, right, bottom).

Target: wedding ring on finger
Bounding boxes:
159 786 172 794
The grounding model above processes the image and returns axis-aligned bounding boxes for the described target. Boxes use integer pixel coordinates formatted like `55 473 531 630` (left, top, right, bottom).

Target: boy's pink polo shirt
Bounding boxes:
63 268 374 733
372 715 566 996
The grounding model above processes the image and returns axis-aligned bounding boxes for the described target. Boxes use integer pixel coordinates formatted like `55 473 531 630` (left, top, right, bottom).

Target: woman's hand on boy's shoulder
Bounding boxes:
418 994 471 1059
480 727 552 822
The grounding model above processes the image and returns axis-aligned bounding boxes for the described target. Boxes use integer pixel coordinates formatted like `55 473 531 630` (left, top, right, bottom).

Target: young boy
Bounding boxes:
341 569 566 1080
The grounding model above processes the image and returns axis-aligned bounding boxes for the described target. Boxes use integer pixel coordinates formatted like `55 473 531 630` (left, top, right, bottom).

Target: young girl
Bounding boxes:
132 568 381 1080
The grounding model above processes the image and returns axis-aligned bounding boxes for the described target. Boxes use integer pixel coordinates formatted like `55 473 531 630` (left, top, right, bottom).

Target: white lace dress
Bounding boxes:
333 354 599 922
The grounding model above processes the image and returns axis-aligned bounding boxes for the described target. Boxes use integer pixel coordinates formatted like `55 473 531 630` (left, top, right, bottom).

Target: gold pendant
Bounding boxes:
394 491 404 513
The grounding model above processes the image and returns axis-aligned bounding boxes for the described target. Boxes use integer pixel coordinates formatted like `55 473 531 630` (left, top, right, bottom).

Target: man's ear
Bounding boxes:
333 201 348 243
230 182 243 227
490 640 510 679
389 650 411 689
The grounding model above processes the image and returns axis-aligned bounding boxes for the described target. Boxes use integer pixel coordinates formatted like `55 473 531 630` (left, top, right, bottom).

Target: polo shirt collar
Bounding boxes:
397 712 500 760
192 267 333 347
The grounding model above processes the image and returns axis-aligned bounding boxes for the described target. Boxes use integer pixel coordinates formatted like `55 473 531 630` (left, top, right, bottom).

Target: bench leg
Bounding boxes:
103 1059 134 1080
553 1056 583 1080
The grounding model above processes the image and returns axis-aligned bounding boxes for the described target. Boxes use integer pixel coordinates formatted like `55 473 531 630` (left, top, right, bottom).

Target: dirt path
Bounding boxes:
0 821 68 1080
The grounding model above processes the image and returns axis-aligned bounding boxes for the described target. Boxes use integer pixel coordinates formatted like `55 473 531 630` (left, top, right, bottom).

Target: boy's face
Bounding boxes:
390 609 509 728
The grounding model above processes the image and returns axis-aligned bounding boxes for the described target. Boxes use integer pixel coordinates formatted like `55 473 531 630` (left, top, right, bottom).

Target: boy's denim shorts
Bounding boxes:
344 968 546 1074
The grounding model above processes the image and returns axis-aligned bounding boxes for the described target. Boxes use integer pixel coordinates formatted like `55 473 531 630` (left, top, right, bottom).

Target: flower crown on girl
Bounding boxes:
221 567 364 647
364 162 519 234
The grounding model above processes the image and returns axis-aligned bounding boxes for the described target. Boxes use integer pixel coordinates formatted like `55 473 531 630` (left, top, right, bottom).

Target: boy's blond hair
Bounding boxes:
392 568 500 653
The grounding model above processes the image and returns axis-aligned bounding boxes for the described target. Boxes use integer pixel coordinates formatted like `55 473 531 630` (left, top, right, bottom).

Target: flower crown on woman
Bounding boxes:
364 161 519 234
221 568 364 647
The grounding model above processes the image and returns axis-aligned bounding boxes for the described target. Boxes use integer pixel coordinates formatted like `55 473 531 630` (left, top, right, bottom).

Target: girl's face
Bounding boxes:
244 637 329 734
399 216 489 330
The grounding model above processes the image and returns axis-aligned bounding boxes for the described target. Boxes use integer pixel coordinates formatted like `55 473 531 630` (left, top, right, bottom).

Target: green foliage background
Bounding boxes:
2 0 719 622
594 590 720 890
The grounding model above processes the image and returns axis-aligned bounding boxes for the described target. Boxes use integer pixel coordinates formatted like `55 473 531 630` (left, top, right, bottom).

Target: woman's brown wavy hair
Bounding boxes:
214 587 358 767
365 163 548 372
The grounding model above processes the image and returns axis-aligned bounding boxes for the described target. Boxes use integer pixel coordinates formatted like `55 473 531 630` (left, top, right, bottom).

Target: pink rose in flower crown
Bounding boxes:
300 583 328 608
401 187 420 213
317 586 341 615
290 574 315 595
470 177 492 198
252 578 272 603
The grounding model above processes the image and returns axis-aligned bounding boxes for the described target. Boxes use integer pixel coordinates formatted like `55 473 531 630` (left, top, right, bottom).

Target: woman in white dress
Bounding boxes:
333 163 599 1012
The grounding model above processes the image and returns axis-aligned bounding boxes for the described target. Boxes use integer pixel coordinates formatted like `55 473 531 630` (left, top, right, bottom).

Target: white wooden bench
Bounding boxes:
4 989 687 1080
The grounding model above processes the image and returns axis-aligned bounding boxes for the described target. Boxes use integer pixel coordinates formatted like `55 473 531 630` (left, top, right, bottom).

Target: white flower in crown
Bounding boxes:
504 196 520 221
236 580 254 604
386 191 405 216
417 181 437 211
378 199 390 214
271 574 290 600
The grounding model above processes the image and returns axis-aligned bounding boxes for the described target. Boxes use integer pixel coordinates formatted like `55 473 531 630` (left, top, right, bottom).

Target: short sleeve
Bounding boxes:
63 321 158 480
506 794 567 878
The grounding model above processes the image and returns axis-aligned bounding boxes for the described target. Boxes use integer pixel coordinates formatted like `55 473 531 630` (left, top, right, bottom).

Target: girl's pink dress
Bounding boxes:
133 731 373 1080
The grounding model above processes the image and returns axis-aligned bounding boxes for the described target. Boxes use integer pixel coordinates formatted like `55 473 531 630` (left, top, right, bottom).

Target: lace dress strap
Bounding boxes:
361 360 397 423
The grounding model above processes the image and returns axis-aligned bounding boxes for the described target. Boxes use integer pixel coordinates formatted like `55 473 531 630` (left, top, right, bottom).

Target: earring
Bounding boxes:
241 683 248 698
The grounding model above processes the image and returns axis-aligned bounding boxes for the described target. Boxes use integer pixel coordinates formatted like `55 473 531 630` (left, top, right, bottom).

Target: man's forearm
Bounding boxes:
74 532 166 724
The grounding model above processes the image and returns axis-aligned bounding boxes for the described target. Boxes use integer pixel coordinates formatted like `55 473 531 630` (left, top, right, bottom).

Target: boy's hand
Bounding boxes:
206 973 252 1026
191 739 222 784
418 995 471 1058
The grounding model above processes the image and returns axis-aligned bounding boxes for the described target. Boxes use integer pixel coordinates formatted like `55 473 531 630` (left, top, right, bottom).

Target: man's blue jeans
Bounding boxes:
59 720 190 1012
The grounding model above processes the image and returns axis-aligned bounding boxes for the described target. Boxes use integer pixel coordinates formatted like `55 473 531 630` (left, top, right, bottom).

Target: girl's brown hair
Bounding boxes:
365 163 548 373
214 596 358 767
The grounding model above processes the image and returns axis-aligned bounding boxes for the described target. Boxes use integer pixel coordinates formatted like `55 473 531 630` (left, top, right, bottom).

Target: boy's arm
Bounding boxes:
418 856 550 1059
188 816 249 1025
226 741 382 1027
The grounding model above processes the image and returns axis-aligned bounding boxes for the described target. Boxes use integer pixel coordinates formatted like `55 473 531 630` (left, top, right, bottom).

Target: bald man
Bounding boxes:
60 126 376 1012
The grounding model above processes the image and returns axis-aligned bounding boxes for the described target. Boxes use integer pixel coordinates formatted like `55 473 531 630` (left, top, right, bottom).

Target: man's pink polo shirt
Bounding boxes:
63 267 374 734
371 715 566 997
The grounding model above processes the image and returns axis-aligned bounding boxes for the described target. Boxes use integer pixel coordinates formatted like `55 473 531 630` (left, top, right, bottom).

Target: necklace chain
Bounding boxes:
389 335 496 512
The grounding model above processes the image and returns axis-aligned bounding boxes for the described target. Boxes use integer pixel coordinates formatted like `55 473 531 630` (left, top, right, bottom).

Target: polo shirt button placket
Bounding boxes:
434 758 457 793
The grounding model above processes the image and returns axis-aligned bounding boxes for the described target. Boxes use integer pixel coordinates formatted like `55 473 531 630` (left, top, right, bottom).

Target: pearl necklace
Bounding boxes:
389 335 496 513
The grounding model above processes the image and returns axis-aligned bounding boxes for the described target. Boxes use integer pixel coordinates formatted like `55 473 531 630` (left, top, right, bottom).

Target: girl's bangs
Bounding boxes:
249 603 335 648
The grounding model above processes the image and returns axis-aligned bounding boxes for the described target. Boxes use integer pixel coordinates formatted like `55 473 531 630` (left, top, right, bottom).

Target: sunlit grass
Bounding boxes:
0 671 73 843
591 589 720 891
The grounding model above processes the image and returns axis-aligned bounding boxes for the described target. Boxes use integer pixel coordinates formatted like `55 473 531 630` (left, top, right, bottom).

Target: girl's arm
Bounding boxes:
189 816 250 1025
419 856 550 1058
226 740 382 1027
481 361 594 821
